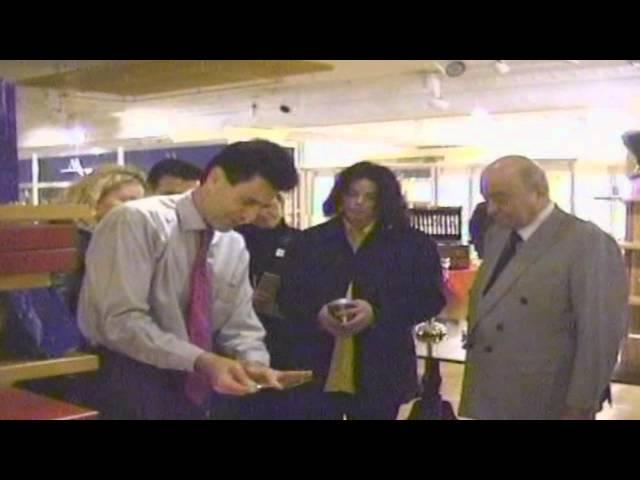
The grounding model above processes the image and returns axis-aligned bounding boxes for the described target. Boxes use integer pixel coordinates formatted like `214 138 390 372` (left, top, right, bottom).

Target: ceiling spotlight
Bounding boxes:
445 61 466 78
279 104 291 114
493 60 510 74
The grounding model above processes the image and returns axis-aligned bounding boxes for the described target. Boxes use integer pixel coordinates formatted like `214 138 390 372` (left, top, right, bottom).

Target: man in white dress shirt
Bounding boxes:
78 139 309 419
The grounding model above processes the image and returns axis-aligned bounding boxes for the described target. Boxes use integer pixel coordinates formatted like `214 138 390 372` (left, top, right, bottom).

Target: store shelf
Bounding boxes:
0 204 92 222
0 353 99 386
0 273 53 291
0 206 102 417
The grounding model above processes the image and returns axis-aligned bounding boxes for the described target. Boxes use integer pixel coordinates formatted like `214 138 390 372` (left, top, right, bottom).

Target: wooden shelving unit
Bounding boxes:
0 204 93 222
613 199 640 384
0 204 99 419
0 353 99 386
0 273 54 292
620 242 640 251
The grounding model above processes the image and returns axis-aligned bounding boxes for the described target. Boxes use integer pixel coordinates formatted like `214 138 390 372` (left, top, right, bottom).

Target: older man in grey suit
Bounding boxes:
459 156 629 420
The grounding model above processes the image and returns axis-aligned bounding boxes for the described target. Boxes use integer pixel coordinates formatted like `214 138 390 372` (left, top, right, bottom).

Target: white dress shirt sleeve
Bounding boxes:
213 243 270 366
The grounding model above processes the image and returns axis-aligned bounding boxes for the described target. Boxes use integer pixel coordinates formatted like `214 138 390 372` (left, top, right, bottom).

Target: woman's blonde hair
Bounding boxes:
58 164 147 225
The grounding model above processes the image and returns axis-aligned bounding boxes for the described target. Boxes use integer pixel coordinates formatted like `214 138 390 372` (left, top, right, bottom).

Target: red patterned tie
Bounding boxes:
185 227 215 405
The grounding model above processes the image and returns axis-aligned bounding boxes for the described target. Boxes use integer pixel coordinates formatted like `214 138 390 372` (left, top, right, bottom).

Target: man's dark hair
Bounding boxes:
469 201 491 258
202 139 298 192
623 131 640 159
323 161 409 229
147 158 202 190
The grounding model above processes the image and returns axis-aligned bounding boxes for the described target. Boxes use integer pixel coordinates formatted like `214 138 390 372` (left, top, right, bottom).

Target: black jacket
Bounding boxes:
280 217 446 404
236 221 301 368
236 221 300 284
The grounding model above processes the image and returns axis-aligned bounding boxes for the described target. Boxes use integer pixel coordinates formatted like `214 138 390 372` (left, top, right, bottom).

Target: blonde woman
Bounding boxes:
60 164 147 229
57 164 148 314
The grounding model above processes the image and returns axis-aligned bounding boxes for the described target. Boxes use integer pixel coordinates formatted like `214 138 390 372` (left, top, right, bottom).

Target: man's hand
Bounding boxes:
194 352 256 396
340 299 375 335
560 406 595 420
317 304 345 337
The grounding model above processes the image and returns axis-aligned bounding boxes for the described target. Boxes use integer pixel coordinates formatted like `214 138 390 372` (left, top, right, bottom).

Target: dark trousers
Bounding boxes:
81 349 209 420
282 385 400 420
210 389 302 420
307 392 401 420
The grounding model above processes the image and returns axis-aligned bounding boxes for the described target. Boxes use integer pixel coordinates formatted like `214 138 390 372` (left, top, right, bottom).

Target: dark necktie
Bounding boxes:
185 227 215 405
483 230 522 295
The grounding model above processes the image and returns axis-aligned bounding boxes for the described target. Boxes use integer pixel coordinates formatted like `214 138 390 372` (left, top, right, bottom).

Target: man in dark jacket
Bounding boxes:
280 162 446 420
236 194 301 368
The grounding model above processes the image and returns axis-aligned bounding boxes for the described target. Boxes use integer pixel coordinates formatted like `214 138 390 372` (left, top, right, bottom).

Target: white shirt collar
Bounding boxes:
517 201 555 242
175 191 221 245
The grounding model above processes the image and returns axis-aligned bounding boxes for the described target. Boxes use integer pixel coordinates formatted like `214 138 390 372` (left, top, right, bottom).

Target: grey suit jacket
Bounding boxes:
459 207 629 419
